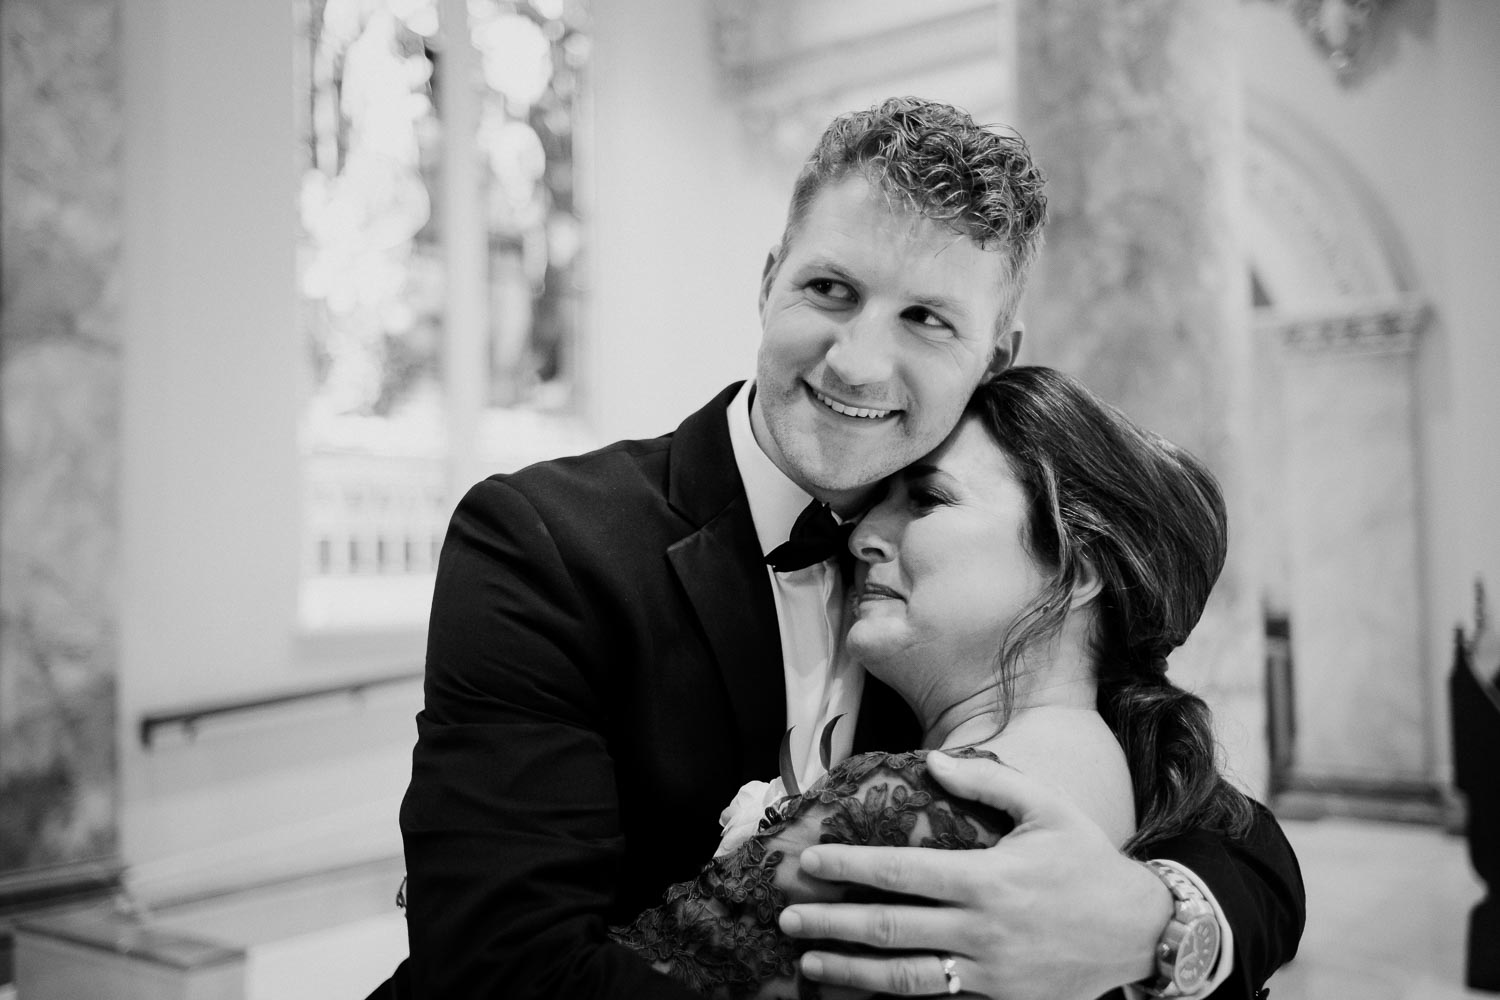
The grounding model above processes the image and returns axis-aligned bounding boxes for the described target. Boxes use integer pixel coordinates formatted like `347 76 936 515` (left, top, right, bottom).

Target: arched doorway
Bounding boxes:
1245 94 1442 819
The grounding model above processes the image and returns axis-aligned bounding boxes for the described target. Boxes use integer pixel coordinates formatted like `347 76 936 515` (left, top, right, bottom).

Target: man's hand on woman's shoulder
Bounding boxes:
778 751 1173 1000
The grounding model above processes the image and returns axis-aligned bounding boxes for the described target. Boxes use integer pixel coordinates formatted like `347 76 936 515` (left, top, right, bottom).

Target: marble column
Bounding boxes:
1016 0 1267 791
0 0 123 895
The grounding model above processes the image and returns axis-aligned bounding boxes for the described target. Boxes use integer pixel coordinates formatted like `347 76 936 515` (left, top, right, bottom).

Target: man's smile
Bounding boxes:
811 386 898 421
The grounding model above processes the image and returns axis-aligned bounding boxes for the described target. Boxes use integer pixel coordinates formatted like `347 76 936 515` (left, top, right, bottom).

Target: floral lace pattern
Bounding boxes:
610 748 1014 999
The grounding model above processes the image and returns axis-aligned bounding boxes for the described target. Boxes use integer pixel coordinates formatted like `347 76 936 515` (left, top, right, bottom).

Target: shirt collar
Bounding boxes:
727 381 818 558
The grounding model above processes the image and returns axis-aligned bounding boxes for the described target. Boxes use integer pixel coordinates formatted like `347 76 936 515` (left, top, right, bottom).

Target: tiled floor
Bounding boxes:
1266 817 1491 999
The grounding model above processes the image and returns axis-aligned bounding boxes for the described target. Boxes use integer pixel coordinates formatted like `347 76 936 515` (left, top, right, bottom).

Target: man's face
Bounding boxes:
751 175 1016 512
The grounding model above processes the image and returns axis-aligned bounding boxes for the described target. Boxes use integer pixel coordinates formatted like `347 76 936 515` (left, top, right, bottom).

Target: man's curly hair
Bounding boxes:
782 97 1048 330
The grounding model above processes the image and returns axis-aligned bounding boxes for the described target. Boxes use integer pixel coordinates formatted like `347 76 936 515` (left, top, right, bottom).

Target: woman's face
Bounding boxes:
846 415 1050 705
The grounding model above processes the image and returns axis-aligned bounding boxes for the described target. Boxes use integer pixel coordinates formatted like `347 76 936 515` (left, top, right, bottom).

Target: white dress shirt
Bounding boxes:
726 382 862 790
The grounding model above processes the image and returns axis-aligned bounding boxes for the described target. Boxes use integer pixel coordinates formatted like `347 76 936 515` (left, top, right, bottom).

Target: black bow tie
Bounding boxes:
766 500 853 573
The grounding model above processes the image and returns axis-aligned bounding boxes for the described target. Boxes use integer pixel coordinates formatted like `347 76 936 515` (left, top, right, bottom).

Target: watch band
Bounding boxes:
1137 861 1222 998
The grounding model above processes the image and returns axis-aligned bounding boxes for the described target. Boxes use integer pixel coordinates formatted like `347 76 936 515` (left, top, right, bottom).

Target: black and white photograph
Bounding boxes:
1 1 1496 997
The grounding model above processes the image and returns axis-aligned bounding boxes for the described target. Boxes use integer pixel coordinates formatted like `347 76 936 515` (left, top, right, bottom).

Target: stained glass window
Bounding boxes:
296 0 590 629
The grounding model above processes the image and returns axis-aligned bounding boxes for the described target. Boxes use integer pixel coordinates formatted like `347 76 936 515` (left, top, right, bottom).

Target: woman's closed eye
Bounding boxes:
905 481 954 512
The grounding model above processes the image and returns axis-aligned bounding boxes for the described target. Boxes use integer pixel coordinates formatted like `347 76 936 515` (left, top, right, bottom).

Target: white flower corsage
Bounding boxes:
713 715 845 858
714 777 788 857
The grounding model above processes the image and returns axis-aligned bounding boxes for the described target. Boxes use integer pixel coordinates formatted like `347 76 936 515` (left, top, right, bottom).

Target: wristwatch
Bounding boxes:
1137 860 1221 997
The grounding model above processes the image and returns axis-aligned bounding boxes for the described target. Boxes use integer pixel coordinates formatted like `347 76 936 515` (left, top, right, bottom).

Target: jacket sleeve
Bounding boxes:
1148 802 1306 998
399 477 701 1000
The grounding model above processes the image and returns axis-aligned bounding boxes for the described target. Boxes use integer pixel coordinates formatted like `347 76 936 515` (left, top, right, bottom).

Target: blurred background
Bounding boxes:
1 0 1497 996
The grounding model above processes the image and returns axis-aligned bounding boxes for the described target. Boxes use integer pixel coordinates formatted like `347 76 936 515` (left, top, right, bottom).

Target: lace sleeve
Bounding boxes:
609 748 1015 999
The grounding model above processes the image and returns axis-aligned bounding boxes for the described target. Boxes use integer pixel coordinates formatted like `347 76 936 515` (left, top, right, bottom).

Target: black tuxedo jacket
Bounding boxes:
389 383 1303 999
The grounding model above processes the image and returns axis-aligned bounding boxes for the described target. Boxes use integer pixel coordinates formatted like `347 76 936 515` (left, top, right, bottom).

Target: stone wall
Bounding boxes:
0 0 122 887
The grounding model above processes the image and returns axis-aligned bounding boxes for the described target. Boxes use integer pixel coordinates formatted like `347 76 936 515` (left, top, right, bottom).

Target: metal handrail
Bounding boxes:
138 669 424 748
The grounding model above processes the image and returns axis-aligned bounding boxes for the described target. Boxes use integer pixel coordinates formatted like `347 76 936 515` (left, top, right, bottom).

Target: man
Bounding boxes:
378 98 1303 999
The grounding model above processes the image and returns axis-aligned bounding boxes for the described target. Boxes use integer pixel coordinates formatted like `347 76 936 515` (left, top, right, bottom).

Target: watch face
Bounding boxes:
1175 917 1221 989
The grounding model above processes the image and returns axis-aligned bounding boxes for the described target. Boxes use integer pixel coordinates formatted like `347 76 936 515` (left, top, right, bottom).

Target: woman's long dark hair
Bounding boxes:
971 366 1254 854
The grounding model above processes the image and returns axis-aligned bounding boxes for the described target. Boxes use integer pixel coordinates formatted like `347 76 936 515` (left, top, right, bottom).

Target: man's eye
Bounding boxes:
901 306 950 330
807 279 855 302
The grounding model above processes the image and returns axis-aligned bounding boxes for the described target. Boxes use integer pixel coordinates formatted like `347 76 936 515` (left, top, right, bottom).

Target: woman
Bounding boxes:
611 366 1255 999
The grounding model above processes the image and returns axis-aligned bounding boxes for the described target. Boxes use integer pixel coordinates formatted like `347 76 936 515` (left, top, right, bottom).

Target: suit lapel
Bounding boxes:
665 385 787 773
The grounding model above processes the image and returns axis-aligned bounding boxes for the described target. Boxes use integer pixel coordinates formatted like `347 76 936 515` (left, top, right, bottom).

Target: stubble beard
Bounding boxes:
761 386 916 502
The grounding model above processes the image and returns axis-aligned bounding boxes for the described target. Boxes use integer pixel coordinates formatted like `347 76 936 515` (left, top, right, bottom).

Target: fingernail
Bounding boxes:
780 908 802 934
927 750 952 771
801 954 824 980
800 849 822 875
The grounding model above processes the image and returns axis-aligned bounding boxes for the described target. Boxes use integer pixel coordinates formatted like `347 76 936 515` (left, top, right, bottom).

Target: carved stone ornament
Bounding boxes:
1270 296 1431 357
1258 0 1384 79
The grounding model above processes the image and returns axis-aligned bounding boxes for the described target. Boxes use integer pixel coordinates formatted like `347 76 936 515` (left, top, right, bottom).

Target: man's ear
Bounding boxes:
1069 555 1103 611
758 246 782 315
986 325 1023 380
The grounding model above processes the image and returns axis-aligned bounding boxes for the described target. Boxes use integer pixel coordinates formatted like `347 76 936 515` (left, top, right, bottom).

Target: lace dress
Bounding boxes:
610 748 1014 999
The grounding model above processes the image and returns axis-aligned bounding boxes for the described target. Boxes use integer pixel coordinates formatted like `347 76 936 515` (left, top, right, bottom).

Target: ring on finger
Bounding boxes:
940 954 961 995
